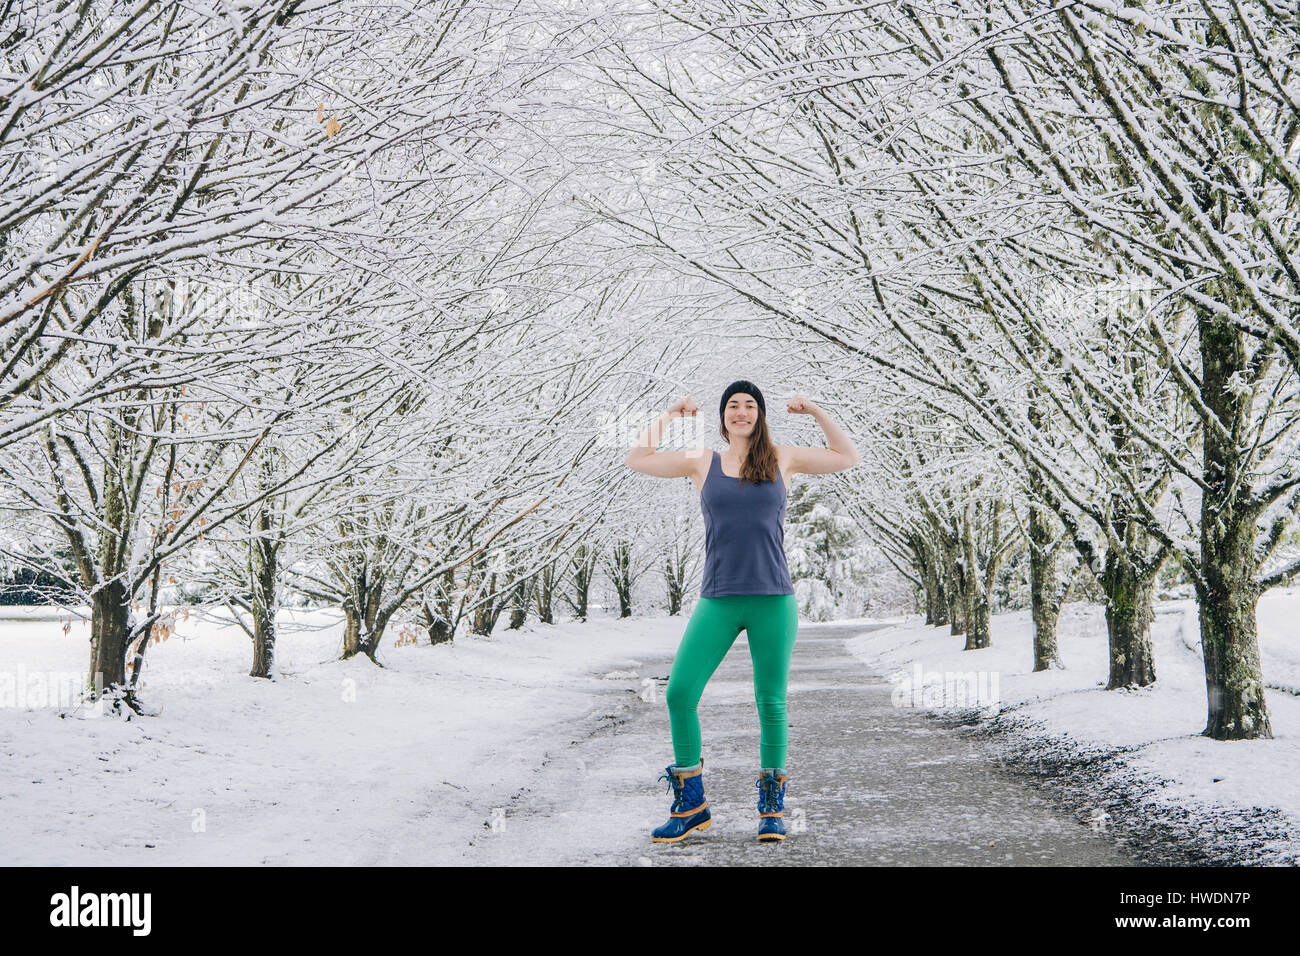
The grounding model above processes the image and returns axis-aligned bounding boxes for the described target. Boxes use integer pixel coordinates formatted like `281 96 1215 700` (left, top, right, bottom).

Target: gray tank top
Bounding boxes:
699 449 795 598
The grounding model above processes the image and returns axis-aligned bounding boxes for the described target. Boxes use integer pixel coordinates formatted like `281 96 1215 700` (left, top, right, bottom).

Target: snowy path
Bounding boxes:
453 622 1133 865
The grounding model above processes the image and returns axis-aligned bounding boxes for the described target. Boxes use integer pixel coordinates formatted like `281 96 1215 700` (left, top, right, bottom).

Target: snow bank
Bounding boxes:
0 604 683 865
843 589 1300 863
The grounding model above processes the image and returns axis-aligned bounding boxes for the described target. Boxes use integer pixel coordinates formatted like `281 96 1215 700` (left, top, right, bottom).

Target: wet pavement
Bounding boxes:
457 621 1134 865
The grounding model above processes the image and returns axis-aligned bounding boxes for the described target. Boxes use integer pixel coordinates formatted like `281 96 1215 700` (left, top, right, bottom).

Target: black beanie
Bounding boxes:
719 380 766 419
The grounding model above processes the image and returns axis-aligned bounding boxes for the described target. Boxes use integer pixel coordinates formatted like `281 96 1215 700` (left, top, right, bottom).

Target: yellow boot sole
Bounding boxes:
652 818 712 843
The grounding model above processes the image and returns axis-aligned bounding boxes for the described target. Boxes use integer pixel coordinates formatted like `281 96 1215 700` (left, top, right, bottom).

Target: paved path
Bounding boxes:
456 621 1133 865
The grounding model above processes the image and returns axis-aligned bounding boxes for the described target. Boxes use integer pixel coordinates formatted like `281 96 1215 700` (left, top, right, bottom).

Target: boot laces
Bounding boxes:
658 769 688 811
755 773 785 813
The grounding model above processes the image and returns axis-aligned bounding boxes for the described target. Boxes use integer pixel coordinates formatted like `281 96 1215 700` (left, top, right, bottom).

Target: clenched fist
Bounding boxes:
787 394 818 415
668 397 699 418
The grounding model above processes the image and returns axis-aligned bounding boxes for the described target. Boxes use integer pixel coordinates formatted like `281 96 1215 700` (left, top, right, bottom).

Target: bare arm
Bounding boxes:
625 398 705 479
785 396 861 475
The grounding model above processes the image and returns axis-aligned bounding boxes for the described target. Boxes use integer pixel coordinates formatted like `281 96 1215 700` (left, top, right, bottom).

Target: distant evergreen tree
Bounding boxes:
0 560 77 605
785 483 869 622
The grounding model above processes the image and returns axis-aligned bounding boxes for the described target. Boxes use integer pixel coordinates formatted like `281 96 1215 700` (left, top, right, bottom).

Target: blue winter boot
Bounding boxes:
756 770 788 842
651 760 711 843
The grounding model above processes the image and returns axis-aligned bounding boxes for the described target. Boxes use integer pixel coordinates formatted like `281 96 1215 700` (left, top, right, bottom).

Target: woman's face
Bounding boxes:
724 393 758 439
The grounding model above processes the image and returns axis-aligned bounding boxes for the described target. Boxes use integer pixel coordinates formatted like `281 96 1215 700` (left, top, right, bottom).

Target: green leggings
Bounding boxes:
665 593 799 770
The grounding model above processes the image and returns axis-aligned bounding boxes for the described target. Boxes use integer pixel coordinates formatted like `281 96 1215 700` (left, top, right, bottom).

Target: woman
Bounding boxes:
624 380 861 843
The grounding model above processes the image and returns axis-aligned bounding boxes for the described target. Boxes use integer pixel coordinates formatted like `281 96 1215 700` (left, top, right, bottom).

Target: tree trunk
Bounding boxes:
425 567 456 644
357 609 392 664
89 576 130 694
609 541 633 618
568 544 593 621
248 511 277 679
424 603 453 645
341 598 360 658
959 512 988 649
665 548 687 616
1198 312 1272 739
507 571 530 630
937 533 965 636
1027 490 1065 671
363 577 380 634
915 535 946 626
90 413 132 698
472 570 497 635
1025 344 1063 669
533 563 554 624
1100 544 1158 688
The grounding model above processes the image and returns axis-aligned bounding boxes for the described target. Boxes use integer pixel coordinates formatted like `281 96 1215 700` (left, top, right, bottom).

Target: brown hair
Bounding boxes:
718 395 779 484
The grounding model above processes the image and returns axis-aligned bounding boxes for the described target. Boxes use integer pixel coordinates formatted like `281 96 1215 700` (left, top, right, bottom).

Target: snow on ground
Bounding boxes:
845 588 1300 863
0 604 683 865
2 589 1296 865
